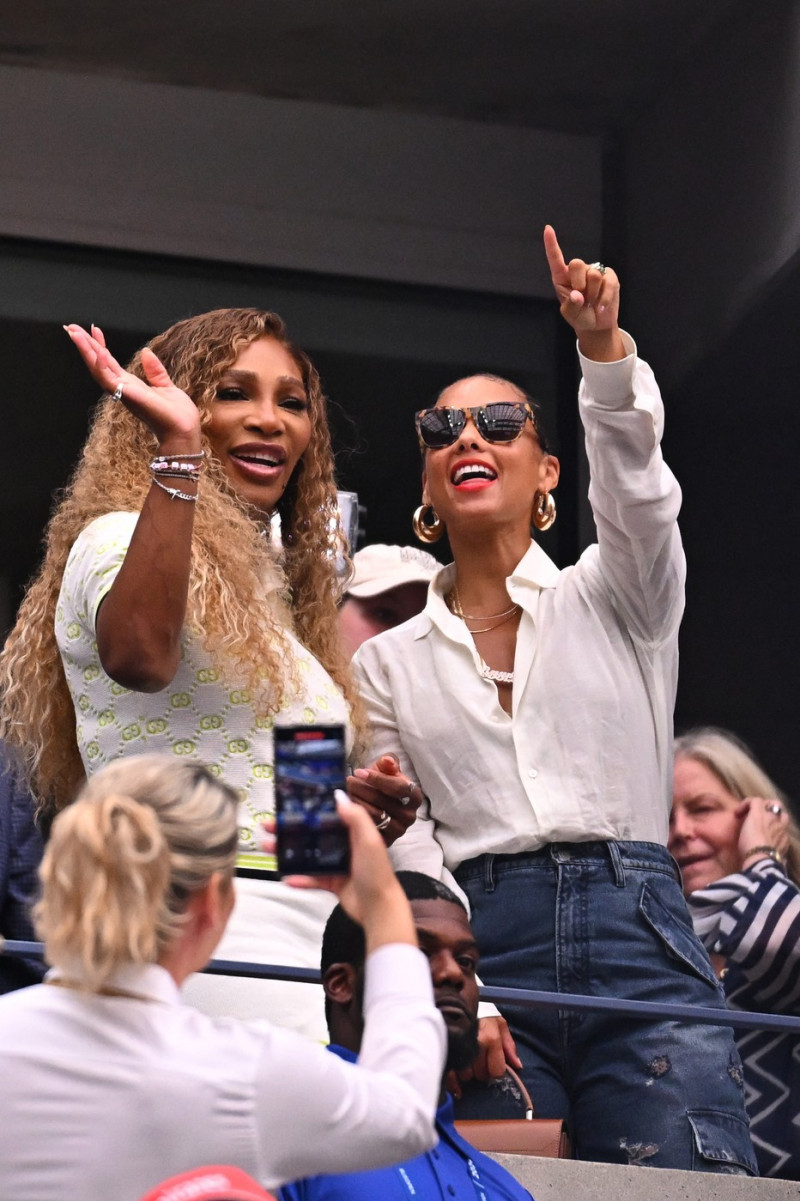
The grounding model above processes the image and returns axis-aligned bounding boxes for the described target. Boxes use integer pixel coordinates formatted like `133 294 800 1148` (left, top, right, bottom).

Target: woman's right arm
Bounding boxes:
256 797 446 1185
65 325 203 692
544 226 685 647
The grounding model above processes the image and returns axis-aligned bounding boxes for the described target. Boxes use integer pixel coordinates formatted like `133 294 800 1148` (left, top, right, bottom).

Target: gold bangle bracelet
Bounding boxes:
742 845 785 866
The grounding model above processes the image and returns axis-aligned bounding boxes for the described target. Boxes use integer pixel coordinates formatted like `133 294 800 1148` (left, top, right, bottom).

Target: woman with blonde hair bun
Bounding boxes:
0 755 445 1201
0 308 404 1037
671 727 800 1178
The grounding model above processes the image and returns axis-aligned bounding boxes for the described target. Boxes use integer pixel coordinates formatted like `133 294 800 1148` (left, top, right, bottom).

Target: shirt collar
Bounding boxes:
46 961 182 1006
415 541 560 640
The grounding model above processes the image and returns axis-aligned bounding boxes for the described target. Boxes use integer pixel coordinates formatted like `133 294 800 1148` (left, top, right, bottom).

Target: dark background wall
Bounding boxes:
1 0 798 803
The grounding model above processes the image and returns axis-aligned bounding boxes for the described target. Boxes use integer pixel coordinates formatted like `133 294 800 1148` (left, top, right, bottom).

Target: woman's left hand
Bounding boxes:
347 754 423 845
543 225 626 361
737 797 791 867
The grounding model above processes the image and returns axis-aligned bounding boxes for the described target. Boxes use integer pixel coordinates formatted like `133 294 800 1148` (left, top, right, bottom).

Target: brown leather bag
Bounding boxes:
454 1066 572 1158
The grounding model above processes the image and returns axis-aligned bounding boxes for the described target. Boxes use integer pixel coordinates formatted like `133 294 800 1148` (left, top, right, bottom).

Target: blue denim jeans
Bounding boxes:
455 841 757 1173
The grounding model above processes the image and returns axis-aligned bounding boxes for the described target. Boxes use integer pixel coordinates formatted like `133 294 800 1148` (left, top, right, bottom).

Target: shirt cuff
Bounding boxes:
577 329 637 407
363 943 435 1012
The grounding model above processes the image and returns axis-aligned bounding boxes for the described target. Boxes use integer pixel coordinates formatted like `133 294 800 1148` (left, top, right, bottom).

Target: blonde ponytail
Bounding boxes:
36 755 238 990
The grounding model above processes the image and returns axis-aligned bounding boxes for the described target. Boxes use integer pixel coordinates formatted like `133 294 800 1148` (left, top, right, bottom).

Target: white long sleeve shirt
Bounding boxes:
354 337 685 892
0 944 445 1200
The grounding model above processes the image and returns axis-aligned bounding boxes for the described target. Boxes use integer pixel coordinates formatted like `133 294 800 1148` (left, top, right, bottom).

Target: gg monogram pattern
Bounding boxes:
56 512 350 870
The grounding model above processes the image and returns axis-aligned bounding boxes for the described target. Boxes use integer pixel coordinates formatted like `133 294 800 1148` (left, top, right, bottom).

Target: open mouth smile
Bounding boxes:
230 443 287 479
451 460 497 490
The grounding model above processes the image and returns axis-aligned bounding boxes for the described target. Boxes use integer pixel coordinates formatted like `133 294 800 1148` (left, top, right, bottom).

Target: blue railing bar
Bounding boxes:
478 984 800 1034
7 939 800 1034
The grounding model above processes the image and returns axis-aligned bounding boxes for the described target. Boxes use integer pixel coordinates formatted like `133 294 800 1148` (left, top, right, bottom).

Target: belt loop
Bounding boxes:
483 853 496 892
607 840 625 888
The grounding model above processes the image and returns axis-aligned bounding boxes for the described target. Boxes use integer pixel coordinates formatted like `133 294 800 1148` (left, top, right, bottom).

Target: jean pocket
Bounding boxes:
639 880 720 990
688 1109 758 1175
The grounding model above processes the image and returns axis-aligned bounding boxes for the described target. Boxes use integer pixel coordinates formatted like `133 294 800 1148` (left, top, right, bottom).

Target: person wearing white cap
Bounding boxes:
338 544 439 659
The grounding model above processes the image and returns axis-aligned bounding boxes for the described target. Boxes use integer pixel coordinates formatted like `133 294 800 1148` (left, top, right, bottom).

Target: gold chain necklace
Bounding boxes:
449 585 517 683
450 586 520 634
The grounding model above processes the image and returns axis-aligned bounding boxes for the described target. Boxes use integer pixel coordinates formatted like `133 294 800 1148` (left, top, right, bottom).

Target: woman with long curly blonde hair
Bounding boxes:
0 307 362 1036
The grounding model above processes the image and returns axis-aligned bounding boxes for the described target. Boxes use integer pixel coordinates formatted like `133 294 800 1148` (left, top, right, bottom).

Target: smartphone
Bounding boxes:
273 723 350 877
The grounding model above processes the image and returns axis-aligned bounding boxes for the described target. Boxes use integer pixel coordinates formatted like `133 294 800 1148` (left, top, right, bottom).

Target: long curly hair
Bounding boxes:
0 308 358 819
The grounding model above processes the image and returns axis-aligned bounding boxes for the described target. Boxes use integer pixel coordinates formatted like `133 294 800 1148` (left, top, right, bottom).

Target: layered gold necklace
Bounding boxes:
448 585 518 684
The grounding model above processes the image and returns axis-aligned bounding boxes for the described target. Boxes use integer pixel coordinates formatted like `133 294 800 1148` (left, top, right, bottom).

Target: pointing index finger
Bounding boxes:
543 224 569 286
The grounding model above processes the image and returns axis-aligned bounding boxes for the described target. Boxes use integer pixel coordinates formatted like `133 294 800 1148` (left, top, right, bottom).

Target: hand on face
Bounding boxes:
737 796 791 866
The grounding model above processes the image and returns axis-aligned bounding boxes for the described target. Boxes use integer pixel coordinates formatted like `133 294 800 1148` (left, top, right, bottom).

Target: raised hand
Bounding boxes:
64 323 201 451
543 225 625 360
737 797 791 867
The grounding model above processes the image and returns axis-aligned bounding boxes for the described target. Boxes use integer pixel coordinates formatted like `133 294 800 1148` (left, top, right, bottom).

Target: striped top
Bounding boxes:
688 859 800 1179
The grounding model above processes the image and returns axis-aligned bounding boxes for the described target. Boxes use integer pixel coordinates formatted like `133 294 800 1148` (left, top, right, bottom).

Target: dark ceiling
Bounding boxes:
1 0 744 134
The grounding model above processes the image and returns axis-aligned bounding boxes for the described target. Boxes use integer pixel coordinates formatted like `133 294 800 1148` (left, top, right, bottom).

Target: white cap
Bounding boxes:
347 544 439 599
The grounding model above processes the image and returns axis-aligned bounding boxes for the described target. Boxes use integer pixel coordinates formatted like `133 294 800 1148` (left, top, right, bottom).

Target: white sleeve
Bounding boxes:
352 648 454 887
252 943 445 1187
578 332 685 647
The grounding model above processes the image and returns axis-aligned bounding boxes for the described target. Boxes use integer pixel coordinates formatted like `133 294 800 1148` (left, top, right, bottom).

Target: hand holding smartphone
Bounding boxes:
273 723 350 877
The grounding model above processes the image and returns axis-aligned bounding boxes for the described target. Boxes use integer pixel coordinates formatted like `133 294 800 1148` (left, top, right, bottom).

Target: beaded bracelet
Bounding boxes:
151 476 198 503
150 457 204 478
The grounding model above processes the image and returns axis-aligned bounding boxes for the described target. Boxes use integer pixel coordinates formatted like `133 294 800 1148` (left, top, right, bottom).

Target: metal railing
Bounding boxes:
4 938 800 1034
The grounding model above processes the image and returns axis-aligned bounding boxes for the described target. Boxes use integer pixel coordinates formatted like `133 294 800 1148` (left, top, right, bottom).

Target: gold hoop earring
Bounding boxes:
412 503 443 544
532 491 556 532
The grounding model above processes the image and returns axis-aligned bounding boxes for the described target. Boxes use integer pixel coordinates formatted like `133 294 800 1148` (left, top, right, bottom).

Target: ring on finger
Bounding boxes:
588 261 607 275
400 782 416 803
111 381 124 401
767 802 784 816
376 811 391 831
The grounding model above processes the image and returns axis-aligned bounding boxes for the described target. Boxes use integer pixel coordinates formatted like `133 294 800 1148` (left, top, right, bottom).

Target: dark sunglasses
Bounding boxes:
415 401 540 450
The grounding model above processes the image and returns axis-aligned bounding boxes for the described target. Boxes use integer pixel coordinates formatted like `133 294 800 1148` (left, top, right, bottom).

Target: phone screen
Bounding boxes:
272 723 350 877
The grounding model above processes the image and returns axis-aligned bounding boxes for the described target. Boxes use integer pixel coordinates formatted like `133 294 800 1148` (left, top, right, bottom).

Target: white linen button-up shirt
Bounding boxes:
0 946 445 1201
353 337 684 893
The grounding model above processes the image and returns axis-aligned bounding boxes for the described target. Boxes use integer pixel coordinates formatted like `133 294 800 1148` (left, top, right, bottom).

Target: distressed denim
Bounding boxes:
455 841 758 1173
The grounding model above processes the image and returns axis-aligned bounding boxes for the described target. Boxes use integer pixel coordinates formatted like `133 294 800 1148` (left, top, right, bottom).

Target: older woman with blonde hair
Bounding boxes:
0 755 445 1200
0 309 410 1036
671 727 800 1179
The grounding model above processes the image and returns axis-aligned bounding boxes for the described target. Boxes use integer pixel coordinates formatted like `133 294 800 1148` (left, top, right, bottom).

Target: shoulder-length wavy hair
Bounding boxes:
0 308 358 818
674 727 800 885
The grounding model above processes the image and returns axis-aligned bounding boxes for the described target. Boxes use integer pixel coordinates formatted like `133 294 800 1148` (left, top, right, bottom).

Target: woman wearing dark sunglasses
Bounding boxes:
348 227 756 1173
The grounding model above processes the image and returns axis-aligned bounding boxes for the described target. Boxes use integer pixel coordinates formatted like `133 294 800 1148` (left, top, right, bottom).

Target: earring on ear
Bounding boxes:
412 503 443 544
532 490 556 532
